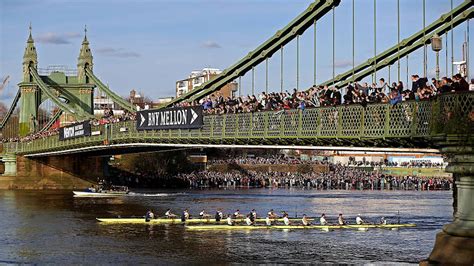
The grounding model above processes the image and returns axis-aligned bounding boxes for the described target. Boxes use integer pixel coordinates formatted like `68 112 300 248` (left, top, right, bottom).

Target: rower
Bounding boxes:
215 209 222 222
320 213 328 226
268 209 278 219
165 209 176 219
233 209 242 219
265 214 272 226
250 209 257 222
380 217 387 225
338 213 346 225
356 214 365 225
145 210 154 222
302 214 311 226
226 214 235 226
181 209 190 222
244 214 253 226
199 209 206 218
283 214 291 226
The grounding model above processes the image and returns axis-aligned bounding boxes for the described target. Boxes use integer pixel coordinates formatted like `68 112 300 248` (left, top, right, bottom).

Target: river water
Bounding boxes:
0 189 451 264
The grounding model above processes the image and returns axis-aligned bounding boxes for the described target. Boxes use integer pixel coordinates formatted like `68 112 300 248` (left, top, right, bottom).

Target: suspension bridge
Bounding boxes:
0 0 473 263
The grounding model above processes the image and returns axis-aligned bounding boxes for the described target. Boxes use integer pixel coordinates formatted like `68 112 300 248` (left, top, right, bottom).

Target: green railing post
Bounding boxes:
222 115 226 139
264 112 269 138
249 113 254 137
297 110 303 137
280 112 285 137
411 102 418 136
236 114 240 138
210 116 214 138
384 105 391 137
360 107 365 138
337 107 343 137
317 109 322 137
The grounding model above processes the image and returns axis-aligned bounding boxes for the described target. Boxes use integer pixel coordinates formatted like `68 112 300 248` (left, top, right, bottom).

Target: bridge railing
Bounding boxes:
5 92 473 155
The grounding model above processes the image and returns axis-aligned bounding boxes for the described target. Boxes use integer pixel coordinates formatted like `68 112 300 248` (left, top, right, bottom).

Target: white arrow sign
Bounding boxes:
140 113 145 127
190 109 198 124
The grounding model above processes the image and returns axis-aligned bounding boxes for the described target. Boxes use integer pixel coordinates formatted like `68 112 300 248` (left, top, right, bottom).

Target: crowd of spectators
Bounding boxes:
175 74 472 114
176 164 452 191
209 155 325 165
210 155 445 169
1 109 136 143
346 157 445 168
90 108 136 126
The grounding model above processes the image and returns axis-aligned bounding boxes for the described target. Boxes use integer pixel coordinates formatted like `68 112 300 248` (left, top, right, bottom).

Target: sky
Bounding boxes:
0 0 472 104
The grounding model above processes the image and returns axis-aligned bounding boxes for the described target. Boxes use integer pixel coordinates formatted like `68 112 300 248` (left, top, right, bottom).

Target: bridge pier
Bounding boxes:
1 153 17 176
0 154 105 189
426 135 474 264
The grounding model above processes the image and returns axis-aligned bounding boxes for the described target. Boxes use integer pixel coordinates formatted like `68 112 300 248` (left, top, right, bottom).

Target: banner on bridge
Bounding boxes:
59 121 91 141
136 106 203 130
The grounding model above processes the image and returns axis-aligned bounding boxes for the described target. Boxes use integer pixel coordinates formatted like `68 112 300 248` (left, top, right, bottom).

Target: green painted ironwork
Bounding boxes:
318 0 472 88
85 68 134 113
39 110 62 133
3 92 472 156
334 8 473 89
0 89 21 129
30 67 93 120
162 0 341 107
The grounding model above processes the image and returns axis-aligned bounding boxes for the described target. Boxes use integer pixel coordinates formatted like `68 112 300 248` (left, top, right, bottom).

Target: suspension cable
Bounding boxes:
313 20 317 85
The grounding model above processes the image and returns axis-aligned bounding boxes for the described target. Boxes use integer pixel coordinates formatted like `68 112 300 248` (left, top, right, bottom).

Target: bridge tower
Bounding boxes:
19 25 40 136
75 26 94 114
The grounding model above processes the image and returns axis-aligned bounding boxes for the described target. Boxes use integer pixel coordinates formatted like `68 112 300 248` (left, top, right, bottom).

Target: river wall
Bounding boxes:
0 155 101 190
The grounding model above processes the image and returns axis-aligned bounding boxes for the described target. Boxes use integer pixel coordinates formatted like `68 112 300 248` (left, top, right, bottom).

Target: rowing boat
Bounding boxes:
185 224 417 230
96 217 309 224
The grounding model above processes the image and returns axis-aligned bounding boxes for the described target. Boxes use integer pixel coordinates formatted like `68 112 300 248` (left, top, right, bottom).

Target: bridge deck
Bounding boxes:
2 92 473 156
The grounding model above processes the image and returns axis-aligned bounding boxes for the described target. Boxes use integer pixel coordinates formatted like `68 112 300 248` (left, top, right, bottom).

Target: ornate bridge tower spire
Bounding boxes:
77 25 93 83
75 25 95 115
22 23 38 82
18 24 40 136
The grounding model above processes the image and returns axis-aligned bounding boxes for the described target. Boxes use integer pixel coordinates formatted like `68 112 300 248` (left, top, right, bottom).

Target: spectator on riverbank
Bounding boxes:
174 166 451 191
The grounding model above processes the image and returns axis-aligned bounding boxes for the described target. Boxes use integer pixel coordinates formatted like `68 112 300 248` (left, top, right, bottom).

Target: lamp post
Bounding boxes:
431 33 442 80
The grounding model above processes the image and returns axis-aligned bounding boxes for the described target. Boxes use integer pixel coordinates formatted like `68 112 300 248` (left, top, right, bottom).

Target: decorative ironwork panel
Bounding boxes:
301 108 320 137
251 112 265 137
200 116 212 138
414 101 432 136
267 111 284 137
388 102 414 137
340 105 363 137
320 107 338 137
236 113 251 138
211 115 224 139
223 114 236 138
434 92 474 135
282 110 299 137
363 104 386 137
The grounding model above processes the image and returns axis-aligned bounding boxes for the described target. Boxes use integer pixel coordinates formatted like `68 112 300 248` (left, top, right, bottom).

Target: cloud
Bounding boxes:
96 47 140 58
64 32 81 38
36 32 81 44
201 41 222 49
334 59 353 68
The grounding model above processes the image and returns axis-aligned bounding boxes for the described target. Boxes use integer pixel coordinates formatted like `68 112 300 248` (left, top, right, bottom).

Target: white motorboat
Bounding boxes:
73 190 129 197
73 185 129 197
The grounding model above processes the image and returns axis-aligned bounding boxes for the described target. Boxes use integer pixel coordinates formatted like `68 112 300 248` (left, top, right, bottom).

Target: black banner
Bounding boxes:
136 106 203 130
59 121 91 141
